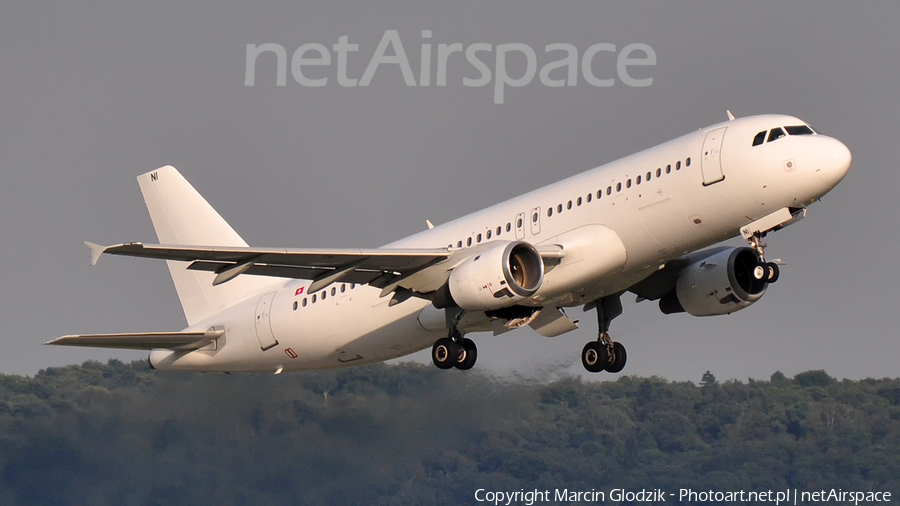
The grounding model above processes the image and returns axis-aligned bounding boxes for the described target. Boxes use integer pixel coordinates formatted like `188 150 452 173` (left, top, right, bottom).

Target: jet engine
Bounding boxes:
432 241 544 311
659 247 767 316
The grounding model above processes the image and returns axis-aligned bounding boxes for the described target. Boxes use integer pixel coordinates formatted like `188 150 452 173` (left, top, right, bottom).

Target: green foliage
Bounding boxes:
0 360 898 505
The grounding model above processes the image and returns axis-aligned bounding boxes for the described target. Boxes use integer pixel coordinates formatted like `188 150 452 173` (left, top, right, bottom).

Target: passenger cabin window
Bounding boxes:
767 128 786 143
547 208 553 217
752 131 766 146
785 125 815 136
686 157 692 167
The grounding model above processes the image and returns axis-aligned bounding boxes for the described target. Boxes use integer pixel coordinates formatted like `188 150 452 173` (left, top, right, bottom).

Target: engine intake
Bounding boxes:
432 241 544 311
660 247 767 317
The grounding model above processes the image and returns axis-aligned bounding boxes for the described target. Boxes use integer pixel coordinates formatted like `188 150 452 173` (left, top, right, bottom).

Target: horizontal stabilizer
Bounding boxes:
46 329 224 351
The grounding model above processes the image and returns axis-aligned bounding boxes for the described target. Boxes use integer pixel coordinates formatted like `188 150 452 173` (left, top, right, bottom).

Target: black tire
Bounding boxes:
605 342 627 373
766 262 780 283
432 338 458 370
455 338 478 370
581 341 608 373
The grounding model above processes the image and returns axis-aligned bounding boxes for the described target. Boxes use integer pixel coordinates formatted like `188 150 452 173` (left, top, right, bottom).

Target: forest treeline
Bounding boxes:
0 360 898 505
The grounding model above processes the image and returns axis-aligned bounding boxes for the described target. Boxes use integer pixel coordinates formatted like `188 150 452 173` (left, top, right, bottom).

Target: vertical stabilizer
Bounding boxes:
138 166 279 326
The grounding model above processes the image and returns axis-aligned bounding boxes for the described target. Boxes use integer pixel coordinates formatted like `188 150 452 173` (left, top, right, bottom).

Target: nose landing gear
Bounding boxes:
748 232 781 284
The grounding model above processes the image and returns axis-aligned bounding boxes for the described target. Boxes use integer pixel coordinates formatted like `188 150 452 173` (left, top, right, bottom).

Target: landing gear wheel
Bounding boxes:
582 341 609 373
455 338 478 370
766 262 780 283
432 338 459 370
605 342 627 373
753 263 767 281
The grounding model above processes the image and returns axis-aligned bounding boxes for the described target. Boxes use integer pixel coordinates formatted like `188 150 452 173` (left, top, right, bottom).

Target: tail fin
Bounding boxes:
138 166 279 326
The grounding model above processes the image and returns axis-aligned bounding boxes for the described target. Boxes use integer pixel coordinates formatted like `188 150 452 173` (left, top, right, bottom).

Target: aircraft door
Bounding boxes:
529 207 541 236
701 126 727 186
515 212 526 240
254 292 279 351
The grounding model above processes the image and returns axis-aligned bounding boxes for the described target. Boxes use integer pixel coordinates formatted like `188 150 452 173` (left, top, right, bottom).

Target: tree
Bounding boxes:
701 370 718 387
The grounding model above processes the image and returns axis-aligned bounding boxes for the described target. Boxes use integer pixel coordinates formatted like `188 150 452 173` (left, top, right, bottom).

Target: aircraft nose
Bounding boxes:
816 137 851 187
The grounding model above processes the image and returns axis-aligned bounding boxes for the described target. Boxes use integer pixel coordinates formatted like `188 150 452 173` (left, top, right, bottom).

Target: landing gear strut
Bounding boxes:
431 311 478 370
581 294 627 373
747 232 780 284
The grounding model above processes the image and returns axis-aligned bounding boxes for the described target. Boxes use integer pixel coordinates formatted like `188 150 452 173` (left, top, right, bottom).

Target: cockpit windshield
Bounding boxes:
752 124 817 146
785 125 815 136
767 128 786 143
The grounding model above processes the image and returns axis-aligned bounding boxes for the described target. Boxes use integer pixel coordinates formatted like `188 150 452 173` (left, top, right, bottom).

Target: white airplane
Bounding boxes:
49 113 851 374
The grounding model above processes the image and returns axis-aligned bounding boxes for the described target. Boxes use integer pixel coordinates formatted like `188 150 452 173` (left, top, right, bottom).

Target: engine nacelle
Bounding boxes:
660 247 767 317
432 241 544 311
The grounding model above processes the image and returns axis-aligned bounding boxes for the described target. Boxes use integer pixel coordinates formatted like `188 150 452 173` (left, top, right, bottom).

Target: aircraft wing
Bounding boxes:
46 329 224 351
85 241 563 295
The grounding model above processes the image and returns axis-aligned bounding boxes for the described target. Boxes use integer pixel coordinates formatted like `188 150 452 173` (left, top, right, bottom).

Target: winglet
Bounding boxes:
84 241 108 266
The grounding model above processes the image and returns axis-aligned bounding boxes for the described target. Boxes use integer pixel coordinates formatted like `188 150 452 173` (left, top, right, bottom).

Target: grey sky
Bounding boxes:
1 1 897 381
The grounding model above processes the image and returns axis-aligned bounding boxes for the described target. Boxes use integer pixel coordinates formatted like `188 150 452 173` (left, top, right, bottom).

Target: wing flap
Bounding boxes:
529 307 580 337
186 261 386 286
46 329 224 351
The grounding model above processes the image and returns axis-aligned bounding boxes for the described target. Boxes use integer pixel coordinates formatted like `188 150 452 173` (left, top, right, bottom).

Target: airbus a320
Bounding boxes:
50 113 851 374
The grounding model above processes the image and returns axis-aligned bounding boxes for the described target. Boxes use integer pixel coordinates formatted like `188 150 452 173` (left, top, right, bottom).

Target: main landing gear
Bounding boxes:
432 310 478 370
582 294 627 373
748 232 780 284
